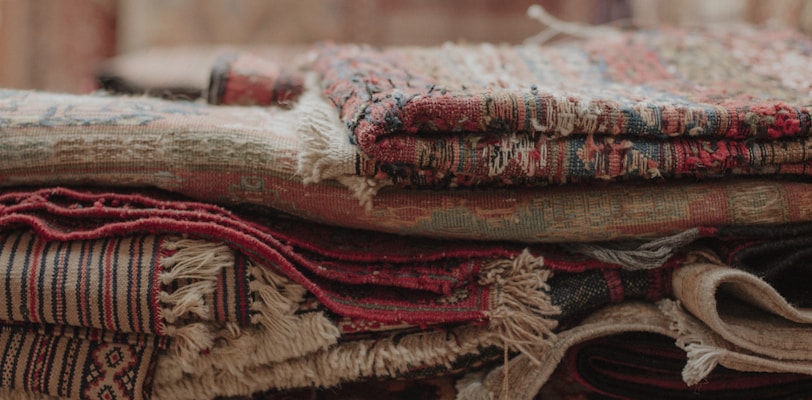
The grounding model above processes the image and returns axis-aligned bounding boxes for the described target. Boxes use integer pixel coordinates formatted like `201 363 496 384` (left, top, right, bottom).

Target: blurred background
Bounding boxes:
1 0 811 93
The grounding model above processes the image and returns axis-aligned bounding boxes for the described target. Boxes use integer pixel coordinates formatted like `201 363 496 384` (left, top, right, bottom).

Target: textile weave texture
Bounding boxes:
0 187 686 399
565 332 812 399
0 324 162 400
309 27 812 189
2 89 812 242
0 187 522 327
208 53 303 106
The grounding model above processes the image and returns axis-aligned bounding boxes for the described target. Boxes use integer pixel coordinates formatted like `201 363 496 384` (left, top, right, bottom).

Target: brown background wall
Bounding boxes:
1 0 811 93
116 0 627 50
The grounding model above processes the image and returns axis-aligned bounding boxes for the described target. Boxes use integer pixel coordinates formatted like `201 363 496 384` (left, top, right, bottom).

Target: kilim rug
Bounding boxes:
0 186 550 399
0 187 693 399
303 27 812 194
151 266 674 399
0 227 336 400
3 88 812 242
2 188 812 398
0 187 555 335
0 323 163 400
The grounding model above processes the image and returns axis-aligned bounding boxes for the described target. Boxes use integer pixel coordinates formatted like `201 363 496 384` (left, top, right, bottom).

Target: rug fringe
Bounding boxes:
162 323 215 364
159 280 215 322
296 74 357 184
154 262 340 384
248 263 340 344
659 299 721 386
155 313 340 386
479 250 559 365
682 344 723 386
296 75 394 209
564 228 701 270
159 237 236 367
160 239 235 283
153 325 499 399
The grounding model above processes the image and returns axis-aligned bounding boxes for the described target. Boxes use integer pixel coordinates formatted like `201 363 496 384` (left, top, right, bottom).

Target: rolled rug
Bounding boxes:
207 53 304 107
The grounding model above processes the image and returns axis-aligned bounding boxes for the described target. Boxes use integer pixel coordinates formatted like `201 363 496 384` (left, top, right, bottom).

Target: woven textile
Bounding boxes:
703 223 812 306
0 324 162 400
462 300 812 400
0 230 257 331
0 231 164 334
153 266 676 399
3 90 812 242
308 27 812 189
459 302 678 400
565 332 812 399
208 53 304 106
0 187 528 327
0 186 692 399
672 262 812 364
0 230 261 400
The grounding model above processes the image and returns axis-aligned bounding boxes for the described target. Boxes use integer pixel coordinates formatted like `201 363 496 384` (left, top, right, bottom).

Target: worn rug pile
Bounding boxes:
2 19 812 400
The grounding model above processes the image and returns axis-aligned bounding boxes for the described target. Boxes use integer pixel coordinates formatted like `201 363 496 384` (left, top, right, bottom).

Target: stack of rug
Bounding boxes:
2 19 812 400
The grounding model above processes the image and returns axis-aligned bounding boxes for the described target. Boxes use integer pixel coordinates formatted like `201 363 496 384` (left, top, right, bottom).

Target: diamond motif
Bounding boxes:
104 348 123 368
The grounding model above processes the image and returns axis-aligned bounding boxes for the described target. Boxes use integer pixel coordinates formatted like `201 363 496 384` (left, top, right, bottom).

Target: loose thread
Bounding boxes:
524 4 622 45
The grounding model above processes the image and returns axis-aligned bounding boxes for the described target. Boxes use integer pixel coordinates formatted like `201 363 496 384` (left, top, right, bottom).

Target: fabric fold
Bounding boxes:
459 299 812 400
671 262 812 361
564 332 812 399
7 18 812 400
3 88 812 242
307 28 812 192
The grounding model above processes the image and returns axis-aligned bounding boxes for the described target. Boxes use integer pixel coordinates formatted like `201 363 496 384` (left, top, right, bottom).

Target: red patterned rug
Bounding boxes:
306 27 812 190
0 187 689 399
0 187 528 326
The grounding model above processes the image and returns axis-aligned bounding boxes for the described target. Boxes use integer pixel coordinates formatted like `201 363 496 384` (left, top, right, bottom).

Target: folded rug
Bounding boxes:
0 187 691 399
0 228 337 400
303 27 812 194
672 261 812 366
0 323 163 400
151 265 675 399
703 223 812 306
3 89 812 242
458 302 675 400
0 187 560 338
459 299 812 400
0 188 517 399
565 332 812 399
